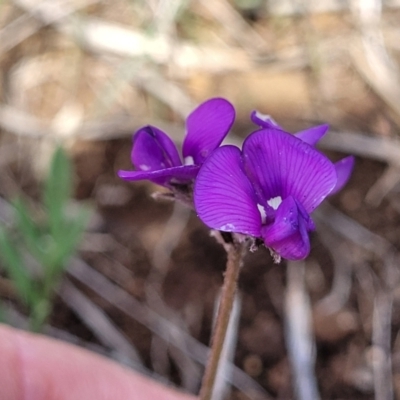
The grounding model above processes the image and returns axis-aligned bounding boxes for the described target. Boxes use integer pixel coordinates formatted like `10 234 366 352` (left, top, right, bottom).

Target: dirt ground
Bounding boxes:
1 2 400 399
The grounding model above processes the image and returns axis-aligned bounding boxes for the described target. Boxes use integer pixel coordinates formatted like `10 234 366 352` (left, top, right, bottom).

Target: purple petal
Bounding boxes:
261 196 311 260
295 198 316 231
118 165 199 187
294 124 329 146
194 145 261 236
131 126 182 171
242 129 337 213
330 156 355 195
250 111 282 130
183 98 235 164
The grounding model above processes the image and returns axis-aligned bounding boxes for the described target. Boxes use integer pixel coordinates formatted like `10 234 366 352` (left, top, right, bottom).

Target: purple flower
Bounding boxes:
251 111 355 195
194 119 354 261
118 98 235 188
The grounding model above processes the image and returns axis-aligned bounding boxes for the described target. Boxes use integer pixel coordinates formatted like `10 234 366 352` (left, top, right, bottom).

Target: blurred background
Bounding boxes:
1 0 400 399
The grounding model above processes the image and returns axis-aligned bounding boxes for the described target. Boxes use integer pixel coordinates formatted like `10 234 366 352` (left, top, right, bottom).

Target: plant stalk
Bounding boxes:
199 238 245 400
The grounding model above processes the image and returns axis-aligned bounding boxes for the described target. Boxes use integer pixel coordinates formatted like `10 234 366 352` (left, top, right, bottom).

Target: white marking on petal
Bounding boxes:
219 223 236 231
267 196 282 210
139 164 151 171
254 111 279 127
184 156 195 165
257 204 267 224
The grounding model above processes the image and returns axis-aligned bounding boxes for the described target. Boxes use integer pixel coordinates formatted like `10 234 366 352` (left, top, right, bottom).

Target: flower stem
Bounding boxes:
199 237 245 400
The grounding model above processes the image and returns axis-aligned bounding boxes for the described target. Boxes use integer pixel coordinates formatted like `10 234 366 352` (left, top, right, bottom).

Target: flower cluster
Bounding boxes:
118 98 235 189
119 98 354 261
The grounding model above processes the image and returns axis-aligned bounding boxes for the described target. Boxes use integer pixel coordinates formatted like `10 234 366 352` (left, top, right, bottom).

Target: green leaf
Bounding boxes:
43 146 72 238
64 206 90 253
30 298 52 333
0 227 34 305
0 302 6 324
12 198 45 263
45 206 90 278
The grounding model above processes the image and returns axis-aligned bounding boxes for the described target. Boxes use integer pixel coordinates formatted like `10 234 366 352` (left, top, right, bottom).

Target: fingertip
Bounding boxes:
0 324 23 400
0 324 196 400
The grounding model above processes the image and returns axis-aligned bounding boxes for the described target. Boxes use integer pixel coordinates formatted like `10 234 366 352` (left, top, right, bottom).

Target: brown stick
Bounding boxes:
199 238 245 400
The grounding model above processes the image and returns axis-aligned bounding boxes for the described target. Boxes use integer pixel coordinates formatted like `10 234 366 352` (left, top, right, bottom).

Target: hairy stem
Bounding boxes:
199 237 245 400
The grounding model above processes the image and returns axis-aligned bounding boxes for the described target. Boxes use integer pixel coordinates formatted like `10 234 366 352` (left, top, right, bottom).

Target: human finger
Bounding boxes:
0 324 196 400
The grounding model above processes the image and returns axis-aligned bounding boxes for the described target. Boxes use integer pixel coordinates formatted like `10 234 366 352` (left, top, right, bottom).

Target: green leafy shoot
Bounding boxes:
0 145 90 332
0 226 36 305
44 146 73 240
12 198 45 263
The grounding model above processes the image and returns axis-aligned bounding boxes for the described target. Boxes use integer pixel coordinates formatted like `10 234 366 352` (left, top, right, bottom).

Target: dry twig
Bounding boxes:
59 278 143 365
210 292 241 400
285 261 320 400
316 203 393 258
350 0 400 126
320 130 400 167
315 229 354 314
372 290 394 400
365 165 400 206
